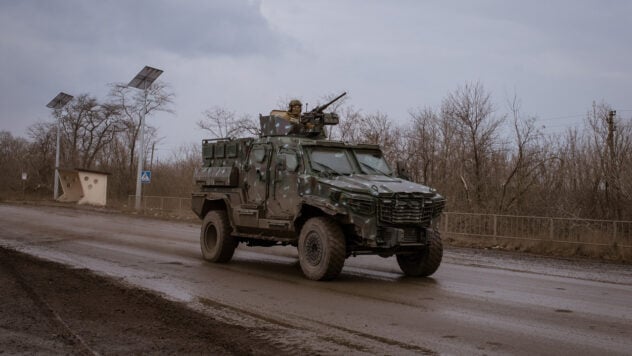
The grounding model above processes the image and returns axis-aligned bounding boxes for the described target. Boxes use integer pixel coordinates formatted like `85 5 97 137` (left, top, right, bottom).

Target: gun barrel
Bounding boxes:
312 92 347 113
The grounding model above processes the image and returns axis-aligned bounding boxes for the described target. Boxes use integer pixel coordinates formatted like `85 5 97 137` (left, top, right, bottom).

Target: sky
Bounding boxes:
1 0 631 160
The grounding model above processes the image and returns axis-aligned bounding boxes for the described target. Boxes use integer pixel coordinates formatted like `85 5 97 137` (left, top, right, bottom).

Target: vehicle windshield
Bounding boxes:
306 147 354 176
354 149 392 176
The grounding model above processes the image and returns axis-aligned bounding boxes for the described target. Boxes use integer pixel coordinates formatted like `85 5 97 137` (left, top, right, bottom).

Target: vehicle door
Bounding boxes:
245 143 272 206
267 147 302 219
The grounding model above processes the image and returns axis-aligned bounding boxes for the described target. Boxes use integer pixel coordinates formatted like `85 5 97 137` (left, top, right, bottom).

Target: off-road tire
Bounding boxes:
396 230 443 277
298 217 346 281
200 210 237 263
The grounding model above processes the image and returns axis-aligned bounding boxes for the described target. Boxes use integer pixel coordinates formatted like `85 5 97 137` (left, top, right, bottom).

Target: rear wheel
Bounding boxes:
200 210 237 263
396 230 443 277
298 217 346 281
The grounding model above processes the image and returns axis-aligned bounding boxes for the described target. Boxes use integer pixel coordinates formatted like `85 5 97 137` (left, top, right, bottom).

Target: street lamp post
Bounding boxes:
46 92 74 200
127 66 163 210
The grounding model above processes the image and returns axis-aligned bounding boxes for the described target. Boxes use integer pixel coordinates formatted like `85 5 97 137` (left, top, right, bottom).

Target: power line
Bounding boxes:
535 109 632 123
536 114 585 122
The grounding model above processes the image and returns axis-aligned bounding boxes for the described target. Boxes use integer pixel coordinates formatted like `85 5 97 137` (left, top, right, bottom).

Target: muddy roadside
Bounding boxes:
0 247 288 355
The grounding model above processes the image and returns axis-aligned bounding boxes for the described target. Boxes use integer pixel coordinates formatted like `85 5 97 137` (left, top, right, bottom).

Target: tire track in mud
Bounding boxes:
197 297 437 355
0 246 291 355
0 251 99 356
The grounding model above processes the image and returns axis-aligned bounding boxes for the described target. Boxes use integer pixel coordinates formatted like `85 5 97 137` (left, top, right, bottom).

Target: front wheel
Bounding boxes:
396 230 443 277
200 210 237 263
298 217 346 281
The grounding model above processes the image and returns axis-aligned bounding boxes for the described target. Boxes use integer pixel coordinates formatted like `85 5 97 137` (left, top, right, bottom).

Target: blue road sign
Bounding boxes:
141 170 151 184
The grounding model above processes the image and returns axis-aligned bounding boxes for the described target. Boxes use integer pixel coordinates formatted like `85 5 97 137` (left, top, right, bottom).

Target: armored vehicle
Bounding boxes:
192 93 445 280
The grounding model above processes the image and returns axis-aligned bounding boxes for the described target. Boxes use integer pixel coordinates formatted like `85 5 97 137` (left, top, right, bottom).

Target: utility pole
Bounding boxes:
150 142 155 171
607 110 616 163
127 66 163 210
46 92 74 201
605 110 619 219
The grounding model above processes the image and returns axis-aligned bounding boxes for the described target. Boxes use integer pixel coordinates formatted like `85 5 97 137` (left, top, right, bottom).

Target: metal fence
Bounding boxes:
128 195 631 250
442 212 632 249
127 195 193 217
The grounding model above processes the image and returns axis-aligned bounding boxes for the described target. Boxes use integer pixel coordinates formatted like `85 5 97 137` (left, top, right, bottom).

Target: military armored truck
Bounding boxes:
192 94 445 280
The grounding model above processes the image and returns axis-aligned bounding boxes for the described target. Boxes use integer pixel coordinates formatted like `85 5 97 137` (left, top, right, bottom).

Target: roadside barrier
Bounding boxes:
128 195 632 253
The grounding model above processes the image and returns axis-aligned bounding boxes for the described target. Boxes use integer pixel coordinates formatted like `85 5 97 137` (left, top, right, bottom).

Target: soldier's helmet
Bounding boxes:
288 99 302 110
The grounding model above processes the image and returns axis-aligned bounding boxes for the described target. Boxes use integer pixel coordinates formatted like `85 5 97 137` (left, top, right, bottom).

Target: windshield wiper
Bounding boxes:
311 161 343 176
359 161 390 176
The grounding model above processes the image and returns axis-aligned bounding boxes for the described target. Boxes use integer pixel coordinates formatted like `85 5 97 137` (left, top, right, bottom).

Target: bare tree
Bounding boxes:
103 81 174 197
547 129 592 217
0 131 30 196
496 95 551 213
53 94 125 169
142 143 202 197
197 106 259 138
25 122 57 193
584 102 631 219
329 105 363 142
441 81 504 209
107 81 175 177
407 107 442 185
358 111 393 145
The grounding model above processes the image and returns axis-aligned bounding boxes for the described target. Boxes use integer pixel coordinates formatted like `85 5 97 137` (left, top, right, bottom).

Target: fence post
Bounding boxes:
493 214 498 245
613 221 618 245
443 213 449 234
549 218 554 239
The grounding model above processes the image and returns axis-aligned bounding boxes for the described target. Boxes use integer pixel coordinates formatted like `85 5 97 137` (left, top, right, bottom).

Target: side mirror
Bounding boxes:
396 161 410 180
286 154 299 172
277 153 299 172
253 148 266 163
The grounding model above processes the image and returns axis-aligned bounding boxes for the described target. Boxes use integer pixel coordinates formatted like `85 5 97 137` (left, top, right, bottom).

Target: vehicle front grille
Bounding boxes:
378 226 422 244
379 194 444 225
401 227 421 243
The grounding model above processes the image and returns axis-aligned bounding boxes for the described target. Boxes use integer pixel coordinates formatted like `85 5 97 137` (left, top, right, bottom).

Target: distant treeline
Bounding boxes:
1 81 630 221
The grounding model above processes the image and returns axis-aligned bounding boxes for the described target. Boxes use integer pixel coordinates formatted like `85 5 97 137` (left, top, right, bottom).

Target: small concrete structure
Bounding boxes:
58 168 110 206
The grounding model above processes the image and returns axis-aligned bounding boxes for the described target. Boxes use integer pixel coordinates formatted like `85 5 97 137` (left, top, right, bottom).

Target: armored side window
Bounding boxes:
226 142 238 158
215 143 225 158
252 147 266 163
202 143 214 165
279 150 299 172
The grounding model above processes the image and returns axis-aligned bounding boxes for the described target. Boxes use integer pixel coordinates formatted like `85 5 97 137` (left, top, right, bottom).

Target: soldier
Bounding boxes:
268 99 306 135
287 99 302 123
270 99 302 124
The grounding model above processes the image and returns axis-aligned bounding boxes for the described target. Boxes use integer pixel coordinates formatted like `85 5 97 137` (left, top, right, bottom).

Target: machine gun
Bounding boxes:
299 92 347 137
309 92 347 115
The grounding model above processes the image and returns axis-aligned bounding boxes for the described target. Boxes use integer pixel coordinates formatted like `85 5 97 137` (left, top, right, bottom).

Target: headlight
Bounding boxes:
340 193 375 215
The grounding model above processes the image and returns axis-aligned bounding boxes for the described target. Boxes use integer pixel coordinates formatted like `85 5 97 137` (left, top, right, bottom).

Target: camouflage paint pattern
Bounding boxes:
192 113 445 256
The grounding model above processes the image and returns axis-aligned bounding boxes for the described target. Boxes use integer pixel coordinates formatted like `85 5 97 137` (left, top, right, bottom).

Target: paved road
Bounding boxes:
1 204 630 355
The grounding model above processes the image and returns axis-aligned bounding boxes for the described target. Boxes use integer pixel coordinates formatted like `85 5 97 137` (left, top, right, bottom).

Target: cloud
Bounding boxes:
0 0 293 137
0 0 288 57
1 0 630 149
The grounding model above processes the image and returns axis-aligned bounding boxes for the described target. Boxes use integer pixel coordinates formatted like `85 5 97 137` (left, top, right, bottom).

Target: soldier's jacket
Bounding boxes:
270 110 300 124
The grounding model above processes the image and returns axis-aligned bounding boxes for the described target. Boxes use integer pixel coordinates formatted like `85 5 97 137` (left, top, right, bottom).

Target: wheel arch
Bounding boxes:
295 203 332 233
193 195 232 222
